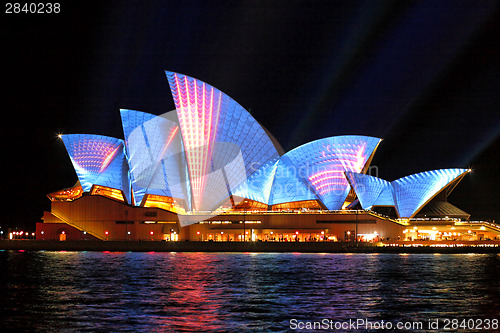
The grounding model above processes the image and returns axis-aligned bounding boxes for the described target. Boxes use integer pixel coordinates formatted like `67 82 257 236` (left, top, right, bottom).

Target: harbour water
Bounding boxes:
0 251 498 332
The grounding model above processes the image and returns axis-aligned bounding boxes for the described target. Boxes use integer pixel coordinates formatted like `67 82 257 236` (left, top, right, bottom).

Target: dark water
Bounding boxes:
0 251 499 332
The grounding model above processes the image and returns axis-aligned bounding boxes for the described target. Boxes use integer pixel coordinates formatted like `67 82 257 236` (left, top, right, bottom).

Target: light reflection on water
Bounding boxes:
0 251 499 332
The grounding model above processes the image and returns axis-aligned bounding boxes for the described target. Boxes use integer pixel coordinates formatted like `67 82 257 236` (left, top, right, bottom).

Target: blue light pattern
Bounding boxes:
232 159 279 205
344 171 393 209
269 156 319 205
61 134 131 203
120 109 190 207
374 185 396 207
392 169 469 218
347 169 469 218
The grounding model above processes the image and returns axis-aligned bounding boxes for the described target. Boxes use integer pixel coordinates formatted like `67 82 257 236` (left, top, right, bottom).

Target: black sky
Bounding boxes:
3 0 500 229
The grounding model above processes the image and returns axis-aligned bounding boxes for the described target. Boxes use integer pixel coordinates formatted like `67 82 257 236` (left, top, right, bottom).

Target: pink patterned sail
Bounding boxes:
166 71 280 210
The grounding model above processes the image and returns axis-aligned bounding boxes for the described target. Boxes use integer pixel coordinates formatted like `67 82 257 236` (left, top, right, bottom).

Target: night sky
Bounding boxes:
3 0 500 230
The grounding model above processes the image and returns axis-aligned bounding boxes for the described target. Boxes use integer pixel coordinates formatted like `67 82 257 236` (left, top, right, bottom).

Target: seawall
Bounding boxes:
1 240 499 253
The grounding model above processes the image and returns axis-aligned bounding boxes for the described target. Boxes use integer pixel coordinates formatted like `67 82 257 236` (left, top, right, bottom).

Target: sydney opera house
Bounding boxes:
36 72 499 242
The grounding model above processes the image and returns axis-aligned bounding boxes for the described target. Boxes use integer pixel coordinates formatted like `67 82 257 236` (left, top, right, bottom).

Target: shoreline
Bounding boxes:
1 240 499 254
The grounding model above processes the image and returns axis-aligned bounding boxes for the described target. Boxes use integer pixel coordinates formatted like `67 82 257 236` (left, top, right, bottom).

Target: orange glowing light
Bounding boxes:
47 185 83 201
91 185 124 202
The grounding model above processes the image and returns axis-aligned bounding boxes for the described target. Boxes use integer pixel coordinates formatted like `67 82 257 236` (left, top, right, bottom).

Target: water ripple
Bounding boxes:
0 251 498 332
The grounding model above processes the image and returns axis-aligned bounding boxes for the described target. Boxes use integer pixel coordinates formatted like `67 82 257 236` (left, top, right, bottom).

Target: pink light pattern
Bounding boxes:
159 125 180 159
307 144 367 197
99 146 120 173
168 73 223 210
71 138 121 174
